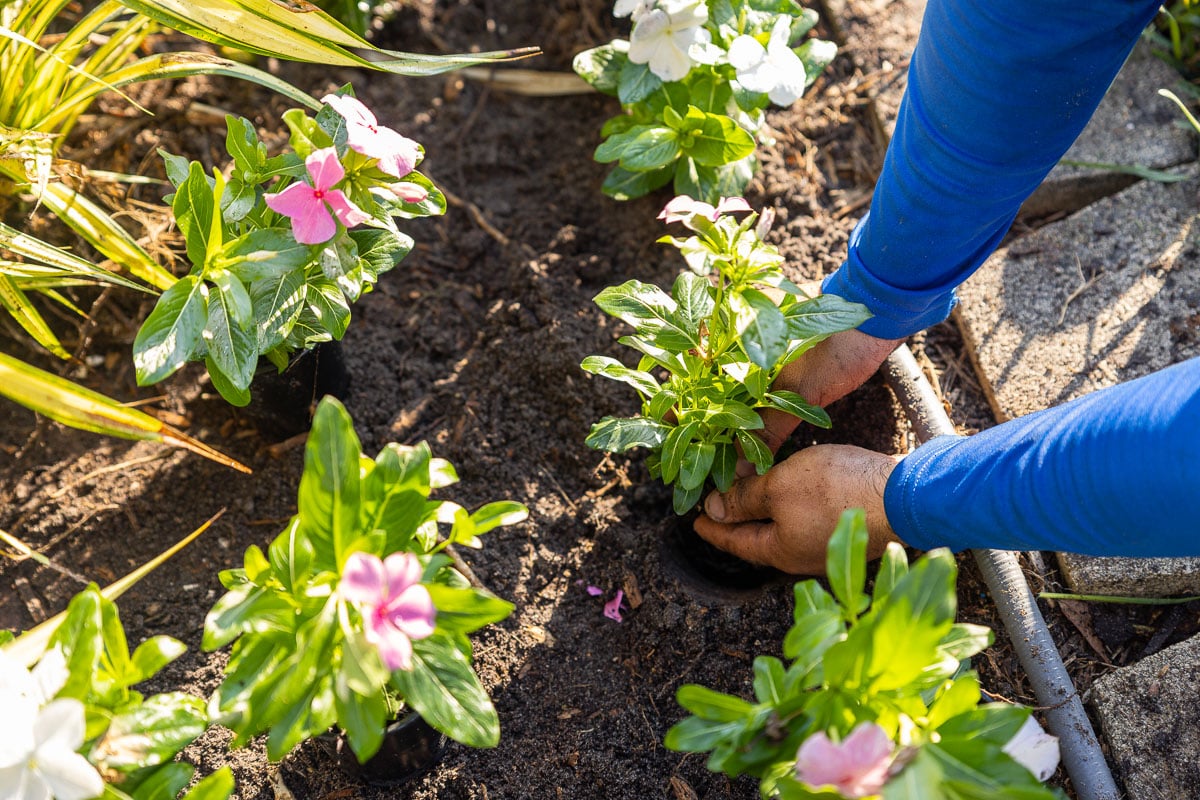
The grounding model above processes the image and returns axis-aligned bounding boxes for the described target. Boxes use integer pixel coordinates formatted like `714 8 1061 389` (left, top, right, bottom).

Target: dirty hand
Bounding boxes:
695 444 903 575
745 283 902 476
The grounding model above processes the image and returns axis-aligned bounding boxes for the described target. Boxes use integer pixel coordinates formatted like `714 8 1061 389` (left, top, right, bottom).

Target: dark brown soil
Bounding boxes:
2 2 1193 799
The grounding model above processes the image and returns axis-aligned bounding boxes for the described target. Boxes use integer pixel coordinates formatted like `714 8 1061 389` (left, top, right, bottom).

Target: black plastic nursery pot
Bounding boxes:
318 711 447 786
245 340 351 438
659 510 789 604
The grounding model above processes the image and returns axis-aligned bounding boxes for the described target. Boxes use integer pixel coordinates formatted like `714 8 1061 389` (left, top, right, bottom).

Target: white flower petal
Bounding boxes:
0 764 51 800
0 694 37 769
0 651 36 697
30 650 68 705
767 15 794 50
727 35 764 71
1003 717 1060 782
32 700 86 753
649 42 694 81
613 0 641 17
34 746 103 800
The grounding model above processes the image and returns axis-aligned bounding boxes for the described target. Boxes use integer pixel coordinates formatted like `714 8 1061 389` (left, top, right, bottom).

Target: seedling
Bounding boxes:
583 196 870 513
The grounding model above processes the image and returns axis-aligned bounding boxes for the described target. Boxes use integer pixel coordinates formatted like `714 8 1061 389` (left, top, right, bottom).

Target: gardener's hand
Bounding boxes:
694 444 904 575
744 326 903 476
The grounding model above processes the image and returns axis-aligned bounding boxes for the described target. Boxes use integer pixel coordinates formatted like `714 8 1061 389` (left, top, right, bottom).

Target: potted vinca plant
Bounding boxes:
583 196 870 513
0 586 234 800
133 90 445 407
573 0 837 201
665 509 1064 799
202 396 527 779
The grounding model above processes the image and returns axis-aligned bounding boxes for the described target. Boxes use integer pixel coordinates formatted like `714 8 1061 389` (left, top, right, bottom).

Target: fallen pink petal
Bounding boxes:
603 589 625 622
586 585 604 596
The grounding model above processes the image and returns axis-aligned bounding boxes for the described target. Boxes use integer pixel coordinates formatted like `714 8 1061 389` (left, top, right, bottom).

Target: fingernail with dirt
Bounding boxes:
705 492 726 522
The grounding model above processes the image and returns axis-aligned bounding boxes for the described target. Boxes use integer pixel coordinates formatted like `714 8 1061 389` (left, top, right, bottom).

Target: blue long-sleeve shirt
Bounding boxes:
819 0 1200 555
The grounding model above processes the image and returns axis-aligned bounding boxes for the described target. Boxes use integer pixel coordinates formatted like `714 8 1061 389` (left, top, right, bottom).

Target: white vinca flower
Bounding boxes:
0 650 104 800
728 16 808 106
613 0 652 21
628 0 710 81
1002 716 1061 782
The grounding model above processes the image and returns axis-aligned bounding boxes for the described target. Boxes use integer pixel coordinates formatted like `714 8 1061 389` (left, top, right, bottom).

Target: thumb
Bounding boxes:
704 473 773 524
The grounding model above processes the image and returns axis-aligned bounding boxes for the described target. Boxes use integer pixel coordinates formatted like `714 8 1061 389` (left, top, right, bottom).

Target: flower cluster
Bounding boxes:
574 0 837 201
135 90 445 406
665 510 1066 799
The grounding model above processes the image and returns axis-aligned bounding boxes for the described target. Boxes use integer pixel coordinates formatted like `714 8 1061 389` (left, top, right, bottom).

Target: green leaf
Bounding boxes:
92 693 207 774
594 280 698 350
826 509 869 617
673 481 703 514
663 715 748 754
425 584 514 634
134 275 208 385
250 269 306 353
735 429 771 474
298 397 363 567
660 420 700 484
181 766 236 800
128 636 187 686
678 108 755 167
130 762 194 800
207 270 252 328
872 542 909 604
763 391 831 429
710 442 737 493
594 124 654 164
618 59 663 104
785 294 872 339
469 501 529 536
174 161 219 267
703 401 763 431
882 749 947 800
218 228 311 283
938 623 994 663
333 670 387 763
572 44 627 96
868 550 958 691
305 276 352 341
601 164 674 201
751 656 786 705
349 227 414 280
581 355 660 397
360 443 432 553
679 441 716 491
926 673 983 731
393 632 500 748
671 271 714 333
204 357 252 407
619 127 681 171
585 416 671 453
675 684 754 721
203 278 258 392
729 289 788 369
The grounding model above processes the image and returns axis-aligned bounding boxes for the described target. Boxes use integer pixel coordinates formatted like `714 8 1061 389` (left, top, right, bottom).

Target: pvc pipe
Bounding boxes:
882 344 1119 800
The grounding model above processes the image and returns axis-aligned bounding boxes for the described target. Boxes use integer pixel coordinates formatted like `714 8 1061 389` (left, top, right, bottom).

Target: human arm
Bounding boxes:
698 357 1200 570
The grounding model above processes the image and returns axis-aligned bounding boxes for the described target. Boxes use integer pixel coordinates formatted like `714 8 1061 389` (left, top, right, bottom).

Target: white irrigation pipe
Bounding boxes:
883 344 1120 800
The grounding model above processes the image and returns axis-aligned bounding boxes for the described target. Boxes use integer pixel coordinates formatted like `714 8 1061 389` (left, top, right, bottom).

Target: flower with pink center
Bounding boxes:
794 722 894 798
658 194 753 224
339 552 436 672
322 94 421 179
264 147 370 245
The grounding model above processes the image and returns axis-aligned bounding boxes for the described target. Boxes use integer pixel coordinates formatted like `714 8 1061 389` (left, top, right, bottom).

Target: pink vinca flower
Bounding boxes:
265 147 370 245
795 722 894 798
323 94 421 179
658 194 753 224
340 552 436 671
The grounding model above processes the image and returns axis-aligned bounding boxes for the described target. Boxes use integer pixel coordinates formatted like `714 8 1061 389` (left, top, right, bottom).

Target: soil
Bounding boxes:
1 2 1196 799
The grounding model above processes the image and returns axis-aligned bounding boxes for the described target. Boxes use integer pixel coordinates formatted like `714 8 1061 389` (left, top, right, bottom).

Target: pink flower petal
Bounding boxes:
339 552 389 605
603 589 625 622
586 585 603 597
305 147 345 192
389 181 429 203
713 196 752 217
796 722 893 798
265 181 337 245
385 584 436 639
382 552 424 597
322 93 378 129
658 195 704 223
367 617 415 671
324 189 371 230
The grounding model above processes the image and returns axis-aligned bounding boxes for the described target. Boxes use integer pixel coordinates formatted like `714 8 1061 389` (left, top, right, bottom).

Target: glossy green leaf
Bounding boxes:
872 542 909 604
129 762 194 800
679 108 755 167
181 766 236 800
572 43 627 96
868 550 957 691
134 275 207 385
250 269 306 353
825 509 869 617
333 670 387 763
426 584 514 635
710 442 737 493
660 420 699 484
469 501 529 536
617 59 662 104
619 126 680 171
938 623 994 662
128 636 187 686
360 442 432 553
673 481 703 514
218 228 311 283
601 163 674 200
679 440 716 491
298 397 363 567
581 355 660 397
203 278 258 392
735 429 771 474
93 693 207 774
594 280 698 350
784 294 872 339
393 632 500 748
731 288 788 369
675 684 755 722
585 415 670 453
763 391 830 429
594 124 654 164
671 271 714 332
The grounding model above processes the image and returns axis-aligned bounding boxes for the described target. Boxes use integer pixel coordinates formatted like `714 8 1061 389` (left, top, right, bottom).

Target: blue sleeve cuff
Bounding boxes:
883 434 964 552
821 215 959 340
